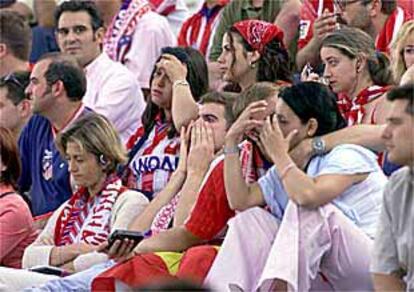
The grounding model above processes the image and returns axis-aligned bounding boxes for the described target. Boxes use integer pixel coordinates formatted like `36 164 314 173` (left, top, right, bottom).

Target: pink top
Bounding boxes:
0 185 38 268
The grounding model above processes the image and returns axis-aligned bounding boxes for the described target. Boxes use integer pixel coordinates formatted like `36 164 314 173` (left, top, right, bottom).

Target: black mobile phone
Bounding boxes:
107 230 145 250
29 265 66 276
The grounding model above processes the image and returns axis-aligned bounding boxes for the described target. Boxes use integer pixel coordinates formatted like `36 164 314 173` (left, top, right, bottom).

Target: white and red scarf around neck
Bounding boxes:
337 85 390 126
104 0 151 63
54 176 126 246
177 1 228 56
376 6 411 54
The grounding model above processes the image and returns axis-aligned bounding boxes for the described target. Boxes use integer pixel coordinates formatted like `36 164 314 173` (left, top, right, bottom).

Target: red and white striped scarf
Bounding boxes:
54 176 125 246
376 6 411 54
104 0 151 63
177 1 228 56
149 0 176 15
240 140 268 184
337 85 389 126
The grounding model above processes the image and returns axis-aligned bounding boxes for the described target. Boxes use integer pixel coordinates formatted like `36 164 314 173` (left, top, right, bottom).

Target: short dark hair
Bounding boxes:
0 71 30 105
387 83 414 115
279 82 347 136
54 0 103 31
361 0 396 14
0 127 21 188
0 10 31 61
38 52 86 101
199 91 238 128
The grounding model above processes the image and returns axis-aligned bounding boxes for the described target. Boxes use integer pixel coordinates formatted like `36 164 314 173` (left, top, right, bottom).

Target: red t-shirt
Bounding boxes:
376 7 412 54
298 0 334 50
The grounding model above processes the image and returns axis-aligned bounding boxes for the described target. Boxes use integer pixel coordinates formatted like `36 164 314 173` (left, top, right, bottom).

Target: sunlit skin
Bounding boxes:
275 98 312 150
25 59 55 115
382 99 414 165
402 34 414 69
65 142 107 196
0 88 21 133
217 33 257 90
56 11 103 67
150 63 173 112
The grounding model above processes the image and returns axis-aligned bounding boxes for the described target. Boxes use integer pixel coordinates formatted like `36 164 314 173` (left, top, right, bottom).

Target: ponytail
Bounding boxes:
367 52 394 86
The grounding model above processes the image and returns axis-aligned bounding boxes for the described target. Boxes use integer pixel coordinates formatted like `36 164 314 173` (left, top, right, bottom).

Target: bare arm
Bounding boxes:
223 102 268 210
372 273 405 291
174 121 215 226
260 117 368 208
160 54 199 130
135 226 201 254
274 0 302 48
129 127 189 232
290 124 385 169
296 10 337 70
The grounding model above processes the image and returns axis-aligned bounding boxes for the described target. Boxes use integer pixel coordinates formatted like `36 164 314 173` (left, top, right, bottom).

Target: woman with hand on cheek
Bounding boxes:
205 82 387 291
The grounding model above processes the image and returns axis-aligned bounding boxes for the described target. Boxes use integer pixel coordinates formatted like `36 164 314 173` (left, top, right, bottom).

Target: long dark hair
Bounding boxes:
279 82 347 136
141 47 209 138
227 28 292 83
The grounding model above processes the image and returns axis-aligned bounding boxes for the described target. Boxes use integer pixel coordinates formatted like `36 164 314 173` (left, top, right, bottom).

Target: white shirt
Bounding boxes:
259 144 387 238
84 53 146 142
123 11 176 89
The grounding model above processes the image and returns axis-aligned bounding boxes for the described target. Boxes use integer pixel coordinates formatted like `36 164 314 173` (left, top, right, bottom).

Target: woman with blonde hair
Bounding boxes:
320 26 394 126
391 20 414 84
0 114 149 290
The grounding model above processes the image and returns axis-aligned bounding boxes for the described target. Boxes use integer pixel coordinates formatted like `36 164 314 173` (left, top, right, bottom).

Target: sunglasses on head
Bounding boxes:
1 73 24 88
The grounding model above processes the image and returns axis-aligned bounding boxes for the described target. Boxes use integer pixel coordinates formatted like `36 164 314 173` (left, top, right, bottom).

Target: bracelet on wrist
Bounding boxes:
223 145 240 155
173 79 189 89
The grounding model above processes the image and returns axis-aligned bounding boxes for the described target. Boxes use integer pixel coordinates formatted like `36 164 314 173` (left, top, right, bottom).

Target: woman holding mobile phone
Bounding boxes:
0 114 149 290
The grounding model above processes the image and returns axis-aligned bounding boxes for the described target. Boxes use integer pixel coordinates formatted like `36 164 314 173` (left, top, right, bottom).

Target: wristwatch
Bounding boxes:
311 136 326 156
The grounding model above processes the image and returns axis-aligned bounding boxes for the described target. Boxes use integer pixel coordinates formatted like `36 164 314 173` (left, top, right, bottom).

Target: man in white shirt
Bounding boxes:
94 0 176 97
54 0 146 142
371 83 414 291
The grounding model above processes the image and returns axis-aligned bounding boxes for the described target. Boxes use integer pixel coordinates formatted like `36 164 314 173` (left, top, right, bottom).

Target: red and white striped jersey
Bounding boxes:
177 1 228 56
298 0 334 50
126 120 180 199
376 6 412 54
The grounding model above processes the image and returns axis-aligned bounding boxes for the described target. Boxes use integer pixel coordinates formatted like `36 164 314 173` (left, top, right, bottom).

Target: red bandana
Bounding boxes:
337 85 390 126
232 20 284 53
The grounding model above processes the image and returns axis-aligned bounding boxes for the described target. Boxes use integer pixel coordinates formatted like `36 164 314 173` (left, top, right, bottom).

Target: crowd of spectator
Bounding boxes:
0 0 413 291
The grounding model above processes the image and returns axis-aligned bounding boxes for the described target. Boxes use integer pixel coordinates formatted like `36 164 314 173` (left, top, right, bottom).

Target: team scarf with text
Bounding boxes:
104 0 151 63
54 176 125 246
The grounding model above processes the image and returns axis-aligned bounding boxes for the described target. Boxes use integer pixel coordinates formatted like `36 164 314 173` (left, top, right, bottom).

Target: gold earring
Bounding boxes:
250 62 256 69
